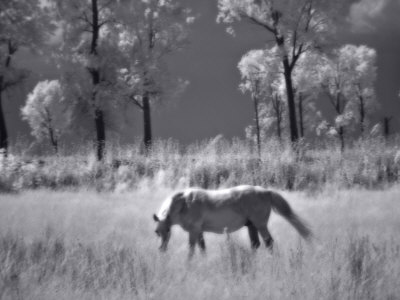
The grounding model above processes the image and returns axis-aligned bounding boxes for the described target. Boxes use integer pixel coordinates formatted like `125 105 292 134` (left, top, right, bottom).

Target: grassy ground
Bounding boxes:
1 185 400 299
2 137 400 192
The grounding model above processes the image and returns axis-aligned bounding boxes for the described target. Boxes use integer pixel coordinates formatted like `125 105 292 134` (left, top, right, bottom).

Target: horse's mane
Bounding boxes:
157 195 173 221
157 191 188 220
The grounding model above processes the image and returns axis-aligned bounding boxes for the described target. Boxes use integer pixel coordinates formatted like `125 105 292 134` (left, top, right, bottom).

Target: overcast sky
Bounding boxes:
6 0 400 145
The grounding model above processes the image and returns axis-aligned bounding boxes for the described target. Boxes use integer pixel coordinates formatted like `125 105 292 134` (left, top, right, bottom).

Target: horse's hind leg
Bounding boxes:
256 225 274 251
245 220 260 249
188 231 204 258
188 232 197 258
197 233 206 253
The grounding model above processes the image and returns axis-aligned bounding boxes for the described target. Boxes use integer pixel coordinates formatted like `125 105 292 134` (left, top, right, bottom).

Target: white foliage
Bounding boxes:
370 123 382 137
115 0 194 107
318 44 378 133
335 111 354 128
21 80 71 144
53 0 137 135
238 47 281 96
0 0 55 92
217 0 336 55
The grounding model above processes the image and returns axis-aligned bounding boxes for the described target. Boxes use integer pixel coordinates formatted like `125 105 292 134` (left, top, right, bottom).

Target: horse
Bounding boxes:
153 185 312 257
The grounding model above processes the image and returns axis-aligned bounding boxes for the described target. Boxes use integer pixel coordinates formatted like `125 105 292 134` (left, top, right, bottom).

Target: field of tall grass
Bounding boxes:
1 137 400 299
1 136 400 193
1 184 400 299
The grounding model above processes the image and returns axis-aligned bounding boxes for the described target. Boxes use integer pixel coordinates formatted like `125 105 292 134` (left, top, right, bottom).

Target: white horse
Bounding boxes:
153 185 312 257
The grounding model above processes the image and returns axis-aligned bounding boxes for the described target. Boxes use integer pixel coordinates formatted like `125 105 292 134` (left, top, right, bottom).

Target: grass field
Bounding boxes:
1 184 400 299
2 137 400 193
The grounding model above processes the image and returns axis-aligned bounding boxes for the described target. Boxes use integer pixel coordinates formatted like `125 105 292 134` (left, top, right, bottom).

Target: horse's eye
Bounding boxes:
155 230 160 236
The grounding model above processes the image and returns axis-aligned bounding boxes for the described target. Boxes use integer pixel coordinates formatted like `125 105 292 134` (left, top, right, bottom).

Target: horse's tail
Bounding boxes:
269 191 313 241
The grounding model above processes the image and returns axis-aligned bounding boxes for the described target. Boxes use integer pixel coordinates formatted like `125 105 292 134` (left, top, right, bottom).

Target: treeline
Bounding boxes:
0 0 394 161
1 0 193 160
227 2 386 153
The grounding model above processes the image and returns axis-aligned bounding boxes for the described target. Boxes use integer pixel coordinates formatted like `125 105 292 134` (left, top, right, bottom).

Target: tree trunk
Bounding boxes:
276 113 282 143
383 117 391 140
0 86 8 156
359 95 365 137
334 93 345 152
90 69 106 162
282 59 299 144
45 109 58 154
142 91 152 151
90 0 106 161
298 93 304 138
48 126 58 154
273 95 282 143
253 94 261 158
94 107 105 160
339 126 345 153
0 42 15 157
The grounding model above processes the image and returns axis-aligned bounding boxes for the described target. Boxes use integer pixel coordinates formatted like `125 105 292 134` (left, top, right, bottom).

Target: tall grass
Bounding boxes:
1 187 400 299
1 136 400 193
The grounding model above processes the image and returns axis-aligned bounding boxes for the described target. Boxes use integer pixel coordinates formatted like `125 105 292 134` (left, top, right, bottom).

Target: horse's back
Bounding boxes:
181 185 272 233
188 185 267 206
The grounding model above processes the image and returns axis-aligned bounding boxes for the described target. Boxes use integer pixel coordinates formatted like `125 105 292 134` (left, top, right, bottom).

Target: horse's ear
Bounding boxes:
153 214 159 222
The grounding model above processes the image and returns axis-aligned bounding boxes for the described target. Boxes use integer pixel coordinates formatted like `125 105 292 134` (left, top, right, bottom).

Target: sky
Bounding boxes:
5 0 400 146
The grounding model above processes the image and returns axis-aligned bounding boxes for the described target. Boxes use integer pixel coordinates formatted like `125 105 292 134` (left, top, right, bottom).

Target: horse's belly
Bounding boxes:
202 209 245 233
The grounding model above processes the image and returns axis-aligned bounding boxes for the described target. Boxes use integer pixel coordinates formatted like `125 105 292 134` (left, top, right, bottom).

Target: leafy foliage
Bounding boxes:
318 44 378 137
21 80 71 151
116 0 193 109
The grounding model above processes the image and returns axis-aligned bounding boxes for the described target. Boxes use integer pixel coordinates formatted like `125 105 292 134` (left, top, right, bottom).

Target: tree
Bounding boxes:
238 47 281 155
318 48 352 151
21 80 71 153
217 0 336 145
318 45 378 150
116 0 193 151
340 45 378 136
269 78 287 142
55 0 126 160
292 51 324 138
0 0 54 156
247 87 287 143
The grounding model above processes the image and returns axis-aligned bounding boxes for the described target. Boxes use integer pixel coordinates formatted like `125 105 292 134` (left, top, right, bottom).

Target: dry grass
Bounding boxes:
1 137 400 193
1 185 400 299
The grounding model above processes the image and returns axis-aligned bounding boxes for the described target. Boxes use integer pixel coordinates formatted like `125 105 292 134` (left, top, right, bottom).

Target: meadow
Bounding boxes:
1 186 400 299
1 136 400 193
1 138 400 299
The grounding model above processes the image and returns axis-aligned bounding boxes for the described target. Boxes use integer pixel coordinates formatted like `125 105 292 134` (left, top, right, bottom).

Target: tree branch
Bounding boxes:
78 11 93 26
99 0 113 12
321 83 339 112
244 14 276 34
292 44 305 68
130 95 144 110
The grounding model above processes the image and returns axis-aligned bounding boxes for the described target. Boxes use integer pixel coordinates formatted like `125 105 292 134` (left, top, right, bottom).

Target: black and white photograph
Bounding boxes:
1 0 400 299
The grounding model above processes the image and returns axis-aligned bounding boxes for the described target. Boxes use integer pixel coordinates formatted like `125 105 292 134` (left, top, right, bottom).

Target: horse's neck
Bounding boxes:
168 211 180 225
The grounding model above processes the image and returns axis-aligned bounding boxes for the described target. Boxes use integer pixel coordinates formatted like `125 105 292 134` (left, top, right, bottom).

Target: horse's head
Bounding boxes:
153 192 187 252
153 214 171 252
